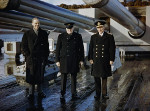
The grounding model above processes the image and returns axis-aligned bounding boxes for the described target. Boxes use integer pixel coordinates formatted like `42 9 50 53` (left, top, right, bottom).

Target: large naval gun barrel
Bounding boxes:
83 0 145 38
0 16 65 33
0 11 66 33
0 23 28 32
0 0 97 32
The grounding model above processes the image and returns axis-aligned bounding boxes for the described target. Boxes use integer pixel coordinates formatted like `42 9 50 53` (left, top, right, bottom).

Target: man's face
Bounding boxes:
97 25 104 34
32 19 40 30
66 27 74 34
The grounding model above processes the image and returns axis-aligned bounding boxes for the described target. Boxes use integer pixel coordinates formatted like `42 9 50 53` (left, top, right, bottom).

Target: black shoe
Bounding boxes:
27 94 34 100
71 94 80 100
38 92 46 98
60 94 65 102
94 95 100 101
102 95 109 99
26 107 36 111
36 106 44 111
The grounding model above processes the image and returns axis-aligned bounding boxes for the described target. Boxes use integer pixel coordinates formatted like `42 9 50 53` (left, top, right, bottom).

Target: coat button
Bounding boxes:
96 52 98 53
96 48 98 50
96 55 98 57
102 52 104 54
102 45 104 47
102 56 104 57
102 48 104 50
96 45 98 46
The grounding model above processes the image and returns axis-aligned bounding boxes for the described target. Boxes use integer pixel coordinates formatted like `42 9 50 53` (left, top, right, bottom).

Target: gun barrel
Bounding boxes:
83 0 145 38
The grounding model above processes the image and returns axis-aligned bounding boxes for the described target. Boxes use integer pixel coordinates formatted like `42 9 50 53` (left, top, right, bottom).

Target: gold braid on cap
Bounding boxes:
67 24 70 26
97 22 101 26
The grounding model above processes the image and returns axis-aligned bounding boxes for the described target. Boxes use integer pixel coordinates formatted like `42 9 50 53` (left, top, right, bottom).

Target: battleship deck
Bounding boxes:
0 56 150 111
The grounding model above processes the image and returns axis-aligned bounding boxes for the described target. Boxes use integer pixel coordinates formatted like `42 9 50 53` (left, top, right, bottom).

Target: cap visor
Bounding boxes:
96 25 103 28
66 26 73 29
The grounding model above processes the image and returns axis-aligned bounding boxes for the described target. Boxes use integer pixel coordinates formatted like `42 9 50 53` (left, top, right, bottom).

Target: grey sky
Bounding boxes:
41 0 85 5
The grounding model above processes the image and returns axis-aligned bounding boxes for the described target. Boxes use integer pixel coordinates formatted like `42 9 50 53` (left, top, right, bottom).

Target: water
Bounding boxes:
0 33 23 42
0 54 25 80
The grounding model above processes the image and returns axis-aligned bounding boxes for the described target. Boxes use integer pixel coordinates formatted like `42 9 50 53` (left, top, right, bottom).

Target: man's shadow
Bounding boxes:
93 99 107 111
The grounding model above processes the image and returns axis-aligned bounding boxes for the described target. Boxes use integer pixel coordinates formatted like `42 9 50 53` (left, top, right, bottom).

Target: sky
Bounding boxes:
41 0 85 5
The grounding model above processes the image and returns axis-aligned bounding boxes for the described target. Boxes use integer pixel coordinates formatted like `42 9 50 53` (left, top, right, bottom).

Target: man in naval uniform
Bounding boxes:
88 20 116 101
22 18 49 100
55 22 84 100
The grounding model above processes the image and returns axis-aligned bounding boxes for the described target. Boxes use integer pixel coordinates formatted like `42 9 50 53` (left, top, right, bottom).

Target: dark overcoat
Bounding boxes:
88 32 115 78
55 32 84 74
21 28 49 84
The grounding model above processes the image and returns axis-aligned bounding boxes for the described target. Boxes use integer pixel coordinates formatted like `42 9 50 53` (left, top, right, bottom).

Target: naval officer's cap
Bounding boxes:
64 22 75 29
94 20 106 28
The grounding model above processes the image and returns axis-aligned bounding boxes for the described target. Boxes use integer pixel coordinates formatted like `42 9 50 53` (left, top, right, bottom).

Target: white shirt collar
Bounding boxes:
99 32 104 36
33 28 38 36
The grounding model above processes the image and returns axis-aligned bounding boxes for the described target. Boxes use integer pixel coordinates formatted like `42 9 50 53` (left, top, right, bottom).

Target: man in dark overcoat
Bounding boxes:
55 22 84 100
21 18 49 100
88 20 116 101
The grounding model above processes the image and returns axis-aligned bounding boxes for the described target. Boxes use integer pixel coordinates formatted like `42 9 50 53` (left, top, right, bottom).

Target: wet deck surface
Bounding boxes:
0 56 150 111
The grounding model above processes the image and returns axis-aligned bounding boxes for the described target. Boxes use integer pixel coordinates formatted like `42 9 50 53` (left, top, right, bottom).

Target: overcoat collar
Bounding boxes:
65 32 76 41
95 32 107 43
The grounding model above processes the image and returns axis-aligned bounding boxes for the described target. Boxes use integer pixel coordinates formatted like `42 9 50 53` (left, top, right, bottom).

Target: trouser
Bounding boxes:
61 73 77 95
94 77 107 98
28 83 42 95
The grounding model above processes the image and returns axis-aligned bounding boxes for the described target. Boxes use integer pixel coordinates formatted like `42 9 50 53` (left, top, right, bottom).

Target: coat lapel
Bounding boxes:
30 29 38 46
33 28 42 48
95 33 102 44
102 32 107 39
70 32 76 40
